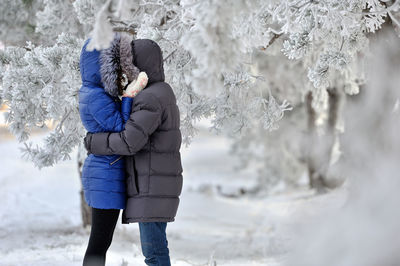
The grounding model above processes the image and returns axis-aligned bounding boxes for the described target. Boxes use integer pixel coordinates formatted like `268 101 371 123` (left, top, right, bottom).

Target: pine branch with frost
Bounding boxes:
85 0 138 51
264 0 383 110
209 66 291 136
282 31 311 60
363 0 389 32
209 68 255 135
308 51 349 89
231 1 279 52
86 0 115 51
0 0 40 45
180 0 251 97
35 0 82 41
256 95 293 132
73 0 107 26
0 33 84 168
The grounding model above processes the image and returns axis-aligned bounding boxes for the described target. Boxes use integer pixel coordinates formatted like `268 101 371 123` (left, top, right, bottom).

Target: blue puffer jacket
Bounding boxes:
78 39 132 209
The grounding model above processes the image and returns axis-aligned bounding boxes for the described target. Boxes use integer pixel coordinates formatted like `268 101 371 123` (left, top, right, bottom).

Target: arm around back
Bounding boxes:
86 91 163 156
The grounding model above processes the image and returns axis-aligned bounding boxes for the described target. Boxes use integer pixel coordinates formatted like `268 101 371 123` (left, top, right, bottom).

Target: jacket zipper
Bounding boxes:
110 155 123 165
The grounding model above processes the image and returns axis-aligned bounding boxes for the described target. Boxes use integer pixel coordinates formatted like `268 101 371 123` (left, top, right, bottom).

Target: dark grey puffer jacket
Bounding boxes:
85 39 183 223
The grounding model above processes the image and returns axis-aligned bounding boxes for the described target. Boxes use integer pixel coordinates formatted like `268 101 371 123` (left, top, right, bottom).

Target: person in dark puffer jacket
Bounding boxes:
84 39 183 266
79 33 148 266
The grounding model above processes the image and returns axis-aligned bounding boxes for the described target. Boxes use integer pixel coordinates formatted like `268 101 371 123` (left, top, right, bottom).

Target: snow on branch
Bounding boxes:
86 0 115 51
2 0 399 169
0 33 84 168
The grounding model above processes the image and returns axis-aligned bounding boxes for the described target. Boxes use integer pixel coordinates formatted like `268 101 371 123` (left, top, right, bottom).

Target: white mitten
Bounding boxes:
123 72 148 97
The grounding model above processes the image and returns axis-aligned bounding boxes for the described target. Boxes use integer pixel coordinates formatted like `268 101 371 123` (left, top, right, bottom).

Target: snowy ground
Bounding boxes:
0 122 347 266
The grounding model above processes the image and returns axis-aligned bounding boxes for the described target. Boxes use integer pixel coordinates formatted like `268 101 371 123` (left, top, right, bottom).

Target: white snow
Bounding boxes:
0 122 348 266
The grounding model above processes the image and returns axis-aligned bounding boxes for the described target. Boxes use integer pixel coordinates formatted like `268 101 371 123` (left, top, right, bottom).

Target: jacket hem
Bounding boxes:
122 216 175 224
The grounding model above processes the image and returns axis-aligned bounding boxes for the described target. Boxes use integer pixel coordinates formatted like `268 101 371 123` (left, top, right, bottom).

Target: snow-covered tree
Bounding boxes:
1 0 400 210
0 34 82 166
0 0 40 46
224 0 400 193
286 26 400 266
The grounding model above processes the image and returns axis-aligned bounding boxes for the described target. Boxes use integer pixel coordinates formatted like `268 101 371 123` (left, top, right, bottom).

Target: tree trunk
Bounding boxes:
77 142 91 227
306 88 343 192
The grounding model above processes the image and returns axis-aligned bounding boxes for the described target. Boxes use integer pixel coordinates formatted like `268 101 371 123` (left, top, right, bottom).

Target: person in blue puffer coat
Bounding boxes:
79 34 148 266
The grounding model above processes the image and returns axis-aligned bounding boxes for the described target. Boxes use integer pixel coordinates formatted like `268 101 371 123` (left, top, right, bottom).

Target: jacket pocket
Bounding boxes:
126 175 138 196
126 156 139 196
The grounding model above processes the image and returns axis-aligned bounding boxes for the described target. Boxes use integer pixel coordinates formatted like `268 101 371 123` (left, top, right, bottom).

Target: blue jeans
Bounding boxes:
139 222 171 266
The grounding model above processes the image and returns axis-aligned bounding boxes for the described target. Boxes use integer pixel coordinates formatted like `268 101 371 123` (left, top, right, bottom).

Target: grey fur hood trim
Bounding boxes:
120 35 140 83
99 33 121 97
99 33 140 97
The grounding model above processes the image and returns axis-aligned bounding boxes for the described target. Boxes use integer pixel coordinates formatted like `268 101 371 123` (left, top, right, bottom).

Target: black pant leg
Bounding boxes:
83 208 120 266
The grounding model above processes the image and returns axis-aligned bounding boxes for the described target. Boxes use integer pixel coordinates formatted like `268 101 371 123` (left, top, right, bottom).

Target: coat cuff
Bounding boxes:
84 133 92 154
121 96 133 109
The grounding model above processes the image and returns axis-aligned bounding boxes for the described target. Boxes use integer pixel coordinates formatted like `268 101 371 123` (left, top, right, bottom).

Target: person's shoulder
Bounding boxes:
145 81 172 92
134 87 162 110
88 86 109 97
79 85 103 100
143 81 176 105
81 86 114 106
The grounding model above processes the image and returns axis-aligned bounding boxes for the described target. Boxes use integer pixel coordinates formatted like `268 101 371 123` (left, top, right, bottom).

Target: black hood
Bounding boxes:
131 39 165 85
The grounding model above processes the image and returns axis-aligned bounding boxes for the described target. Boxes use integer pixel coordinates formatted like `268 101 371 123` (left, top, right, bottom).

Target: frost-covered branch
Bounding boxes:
1 0 399 172
0 34 84 168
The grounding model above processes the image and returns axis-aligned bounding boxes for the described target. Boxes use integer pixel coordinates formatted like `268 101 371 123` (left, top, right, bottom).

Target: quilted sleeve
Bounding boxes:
121 97 133 123
86 91 162 155
88 90 132 132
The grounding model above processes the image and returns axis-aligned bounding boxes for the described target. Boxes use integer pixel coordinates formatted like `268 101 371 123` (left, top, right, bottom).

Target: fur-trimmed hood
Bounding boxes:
79 39 103 88
79 34 140 97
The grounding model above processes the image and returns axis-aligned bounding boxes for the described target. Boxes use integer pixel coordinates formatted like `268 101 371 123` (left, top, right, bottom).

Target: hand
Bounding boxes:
123 72 148 98
84 132 92 155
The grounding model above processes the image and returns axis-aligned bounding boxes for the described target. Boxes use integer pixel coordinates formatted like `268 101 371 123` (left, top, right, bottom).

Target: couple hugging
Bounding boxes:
79 33 183 266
